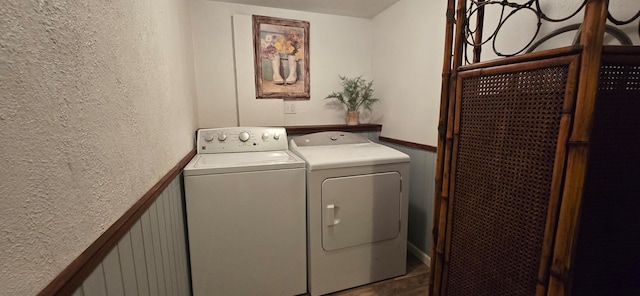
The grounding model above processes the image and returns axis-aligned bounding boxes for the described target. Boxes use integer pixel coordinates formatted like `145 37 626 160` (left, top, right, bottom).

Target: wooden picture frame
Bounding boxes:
253 15 310 99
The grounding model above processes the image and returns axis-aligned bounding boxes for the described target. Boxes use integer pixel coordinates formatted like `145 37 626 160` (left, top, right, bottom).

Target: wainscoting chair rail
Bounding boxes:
39 149 196 296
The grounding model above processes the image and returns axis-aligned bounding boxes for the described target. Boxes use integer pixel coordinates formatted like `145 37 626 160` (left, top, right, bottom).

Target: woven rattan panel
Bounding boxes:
445 66 568 295
570 59 640 295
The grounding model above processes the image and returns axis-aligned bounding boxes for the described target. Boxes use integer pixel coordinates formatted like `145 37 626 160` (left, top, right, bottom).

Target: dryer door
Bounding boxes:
321 172 402 251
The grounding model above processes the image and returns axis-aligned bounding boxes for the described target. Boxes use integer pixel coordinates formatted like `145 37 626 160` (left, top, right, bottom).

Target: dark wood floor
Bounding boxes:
327 252 430 296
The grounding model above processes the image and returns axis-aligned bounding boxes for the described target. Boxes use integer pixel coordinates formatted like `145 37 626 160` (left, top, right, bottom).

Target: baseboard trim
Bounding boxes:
407 242 431 268
39 149 196 296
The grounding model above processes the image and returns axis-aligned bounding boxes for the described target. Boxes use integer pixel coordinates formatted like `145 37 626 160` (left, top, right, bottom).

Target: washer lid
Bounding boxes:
184 150 305 176
291 142 409 170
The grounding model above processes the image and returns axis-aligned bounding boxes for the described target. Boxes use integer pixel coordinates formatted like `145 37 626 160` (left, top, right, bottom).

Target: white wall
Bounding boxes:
372 0 447 146
0 0 198 294
190 0 374 127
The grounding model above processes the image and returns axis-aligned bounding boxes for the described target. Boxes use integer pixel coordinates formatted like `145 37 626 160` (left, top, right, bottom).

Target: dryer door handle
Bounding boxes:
326 204 341 226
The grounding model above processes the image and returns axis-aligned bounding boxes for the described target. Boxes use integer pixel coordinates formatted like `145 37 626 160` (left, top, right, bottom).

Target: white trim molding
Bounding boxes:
407 242 431 267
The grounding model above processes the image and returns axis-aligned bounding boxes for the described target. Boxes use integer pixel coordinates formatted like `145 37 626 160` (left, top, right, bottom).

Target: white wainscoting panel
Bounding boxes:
73 175 190 296
377 141 437 256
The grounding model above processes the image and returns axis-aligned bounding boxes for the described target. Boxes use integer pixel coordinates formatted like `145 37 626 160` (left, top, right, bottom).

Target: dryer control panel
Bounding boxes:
196 127 288 154
290 131 370 147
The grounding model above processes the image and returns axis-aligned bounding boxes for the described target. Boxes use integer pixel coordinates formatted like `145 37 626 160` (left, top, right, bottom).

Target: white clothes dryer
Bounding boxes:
184 127 306 296
290 132 410 296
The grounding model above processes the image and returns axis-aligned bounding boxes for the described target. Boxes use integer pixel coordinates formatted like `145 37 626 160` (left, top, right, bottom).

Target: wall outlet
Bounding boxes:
284 101 297 114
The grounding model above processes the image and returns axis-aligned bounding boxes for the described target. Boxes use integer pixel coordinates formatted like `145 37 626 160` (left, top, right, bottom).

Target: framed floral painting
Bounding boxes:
253 15 310 99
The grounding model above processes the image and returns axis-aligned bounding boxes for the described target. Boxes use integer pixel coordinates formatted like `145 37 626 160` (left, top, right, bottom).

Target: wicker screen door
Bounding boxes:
433 53 581 296
566 49 640 295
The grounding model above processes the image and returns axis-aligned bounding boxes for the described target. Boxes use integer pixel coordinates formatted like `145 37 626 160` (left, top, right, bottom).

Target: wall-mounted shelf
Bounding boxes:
284 123 382 135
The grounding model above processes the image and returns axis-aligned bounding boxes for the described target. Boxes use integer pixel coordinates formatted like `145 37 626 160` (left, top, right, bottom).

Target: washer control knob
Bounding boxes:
217 133 227 142
330 134 338 141
239 131 250 142
262 132 270 140
204 134 215 142
273 133 281 140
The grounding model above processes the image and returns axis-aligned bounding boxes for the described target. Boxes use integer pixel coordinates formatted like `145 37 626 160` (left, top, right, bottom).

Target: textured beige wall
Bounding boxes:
0 0 198 294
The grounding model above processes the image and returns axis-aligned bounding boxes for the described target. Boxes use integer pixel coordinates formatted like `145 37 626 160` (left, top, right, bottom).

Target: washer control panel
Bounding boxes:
197 127 288 154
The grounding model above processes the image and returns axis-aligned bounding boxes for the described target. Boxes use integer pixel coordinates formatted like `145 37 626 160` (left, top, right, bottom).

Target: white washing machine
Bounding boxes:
184 127 306 296
289 132 410 296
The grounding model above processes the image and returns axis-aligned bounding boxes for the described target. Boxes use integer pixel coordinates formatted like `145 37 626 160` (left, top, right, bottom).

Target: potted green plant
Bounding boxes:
325 75 379 125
